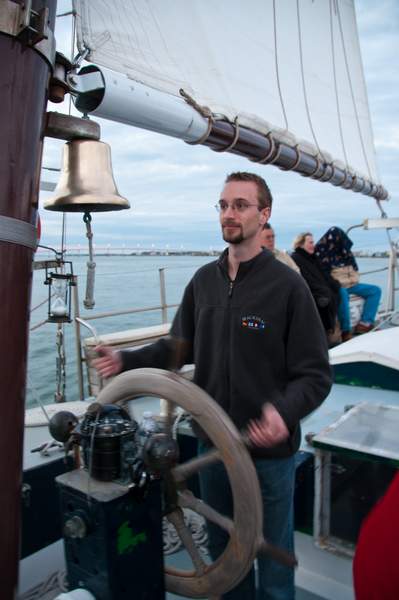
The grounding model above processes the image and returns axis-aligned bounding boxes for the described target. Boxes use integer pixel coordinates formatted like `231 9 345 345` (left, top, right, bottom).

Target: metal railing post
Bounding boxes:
72 275 85 401
388 246 398 313
159 267 168 323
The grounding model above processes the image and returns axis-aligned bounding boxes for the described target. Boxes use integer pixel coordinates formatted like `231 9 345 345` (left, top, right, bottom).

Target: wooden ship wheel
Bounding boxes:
96 368 295 599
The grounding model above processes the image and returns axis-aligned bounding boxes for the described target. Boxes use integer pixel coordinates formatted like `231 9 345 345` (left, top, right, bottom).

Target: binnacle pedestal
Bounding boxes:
57 469 165 600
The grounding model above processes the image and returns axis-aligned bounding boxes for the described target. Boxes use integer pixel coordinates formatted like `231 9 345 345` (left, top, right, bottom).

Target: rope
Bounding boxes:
179 88 214 145
335 1 372 180
329 0 349 169
301 155 323 179
18 571 68 600
267 142 284 165
296 0 325 161
55 325 66 403
212 117 240 153
360 267 389 276
56 9 76 260
27 375 51 423
250 134 276 165
172 409 187 440
179 89 213 119
30 296 51 313
374 201 398 279
273 0 289 130
278 145 302 171
83 212 96 310
30 319 48 332
61 215 67 261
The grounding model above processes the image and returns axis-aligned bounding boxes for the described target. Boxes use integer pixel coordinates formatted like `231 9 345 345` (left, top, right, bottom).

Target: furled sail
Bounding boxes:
73 0 388 200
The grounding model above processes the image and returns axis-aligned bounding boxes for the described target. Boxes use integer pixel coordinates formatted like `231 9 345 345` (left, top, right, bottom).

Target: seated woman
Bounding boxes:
291 232 341 343
315 227 381 338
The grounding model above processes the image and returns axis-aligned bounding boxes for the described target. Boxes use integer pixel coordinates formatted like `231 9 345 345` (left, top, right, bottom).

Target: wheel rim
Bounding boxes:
96 368 263 598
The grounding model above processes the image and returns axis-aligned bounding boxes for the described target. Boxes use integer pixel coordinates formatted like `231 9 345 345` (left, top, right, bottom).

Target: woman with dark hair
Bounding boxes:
292 232 341 342
315 227 381 338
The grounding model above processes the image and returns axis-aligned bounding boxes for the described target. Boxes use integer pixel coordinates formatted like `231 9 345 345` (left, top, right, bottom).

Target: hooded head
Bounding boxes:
315 226 358 271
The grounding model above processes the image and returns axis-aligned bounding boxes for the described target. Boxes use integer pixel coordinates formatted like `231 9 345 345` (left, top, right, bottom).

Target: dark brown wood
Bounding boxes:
0 3 56 597
203 121 387 201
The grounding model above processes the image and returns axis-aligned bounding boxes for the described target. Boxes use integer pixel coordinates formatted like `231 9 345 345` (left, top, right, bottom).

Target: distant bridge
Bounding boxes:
35 245 220 257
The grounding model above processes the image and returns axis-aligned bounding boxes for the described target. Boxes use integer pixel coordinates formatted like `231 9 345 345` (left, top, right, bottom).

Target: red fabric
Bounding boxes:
353 472 399 599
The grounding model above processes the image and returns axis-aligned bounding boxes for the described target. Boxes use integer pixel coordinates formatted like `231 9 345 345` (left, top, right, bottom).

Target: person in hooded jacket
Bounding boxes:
315 227 381 338
291 232 341 342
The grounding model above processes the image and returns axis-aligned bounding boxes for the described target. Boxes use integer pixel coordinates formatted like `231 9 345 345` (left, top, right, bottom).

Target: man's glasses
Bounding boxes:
215 200 260 213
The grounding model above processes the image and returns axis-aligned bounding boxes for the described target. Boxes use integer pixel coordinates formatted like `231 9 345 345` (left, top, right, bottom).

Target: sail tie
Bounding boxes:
250 134 277 165
278 145 302 172
212 117 240 153
179 88 214 145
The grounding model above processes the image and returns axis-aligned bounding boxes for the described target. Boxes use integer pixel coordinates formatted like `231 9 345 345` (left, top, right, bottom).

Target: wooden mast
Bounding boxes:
0 2 57 597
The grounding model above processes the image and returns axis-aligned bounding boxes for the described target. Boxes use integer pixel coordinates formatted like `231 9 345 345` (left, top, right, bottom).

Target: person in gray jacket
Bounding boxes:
260 222 300 273
94 172 332 600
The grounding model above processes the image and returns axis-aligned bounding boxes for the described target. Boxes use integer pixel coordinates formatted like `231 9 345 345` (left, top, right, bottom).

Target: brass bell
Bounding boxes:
44 139 130 212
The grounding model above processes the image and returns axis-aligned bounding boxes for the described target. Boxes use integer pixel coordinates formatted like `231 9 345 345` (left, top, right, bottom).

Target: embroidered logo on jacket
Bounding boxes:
241 315 266 330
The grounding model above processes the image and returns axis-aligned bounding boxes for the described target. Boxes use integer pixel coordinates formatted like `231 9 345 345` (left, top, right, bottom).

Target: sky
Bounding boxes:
39 0 399 253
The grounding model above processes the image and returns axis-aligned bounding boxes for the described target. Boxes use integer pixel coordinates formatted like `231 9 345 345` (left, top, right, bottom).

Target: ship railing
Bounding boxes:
30 259 398 403
73 267 181 400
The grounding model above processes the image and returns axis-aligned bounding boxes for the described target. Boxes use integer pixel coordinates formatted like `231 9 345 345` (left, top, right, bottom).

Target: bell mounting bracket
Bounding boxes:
44 112 101 142
0 0 55 66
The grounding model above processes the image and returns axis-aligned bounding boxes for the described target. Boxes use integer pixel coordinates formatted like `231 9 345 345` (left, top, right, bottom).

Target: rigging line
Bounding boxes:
30 295 51 313
376 199 398 261
273 0 289 131
56 10 75 18
30 319 48 332
335 2 372 180
68 8 77 117
329 0 349 168
146 0 188 83
72 264 207 277
27 375 50 423
60 7 78 259
296 0 324 160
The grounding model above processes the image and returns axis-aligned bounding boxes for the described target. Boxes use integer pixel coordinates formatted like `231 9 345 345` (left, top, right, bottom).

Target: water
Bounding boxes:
27 255 392 408
28 255 213 407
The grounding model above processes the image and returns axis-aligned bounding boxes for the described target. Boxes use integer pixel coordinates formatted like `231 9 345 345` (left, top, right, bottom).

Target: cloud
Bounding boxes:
38 0 398 253
375 126 399 150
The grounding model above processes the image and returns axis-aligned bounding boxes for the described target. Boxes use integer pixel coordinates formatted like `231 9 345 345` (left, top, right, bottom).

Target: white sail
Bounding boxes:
74 0 381 189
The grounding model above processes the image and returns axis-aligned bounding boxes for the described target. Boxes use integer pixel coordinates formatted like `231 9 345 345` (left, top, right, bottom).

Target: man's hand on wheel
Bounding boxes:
92 345 123 378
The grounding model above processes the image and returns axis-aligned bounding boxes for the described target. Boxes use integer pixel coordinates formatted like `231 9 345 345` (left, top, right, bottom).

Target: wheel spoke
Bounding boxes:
159 399 175 436
257 538 298 568
178 489 234 535
167 508 207 575
172 448 222 483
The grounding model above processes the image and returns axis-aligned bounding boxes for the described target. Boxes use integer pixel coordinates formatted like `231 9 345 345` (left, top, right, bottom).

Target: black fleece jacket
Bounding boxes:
121 249 332 458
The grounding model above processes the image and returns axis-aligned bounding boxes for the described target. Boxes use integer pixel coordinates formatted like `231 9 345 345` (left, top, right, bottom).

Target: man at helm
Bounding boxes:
94 172 331 600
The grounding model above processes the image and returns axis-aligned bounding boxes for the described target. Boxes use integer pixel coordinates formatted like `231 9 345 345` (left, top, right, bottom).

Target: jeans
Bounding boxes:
198 442 296 600
338 283 382 331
